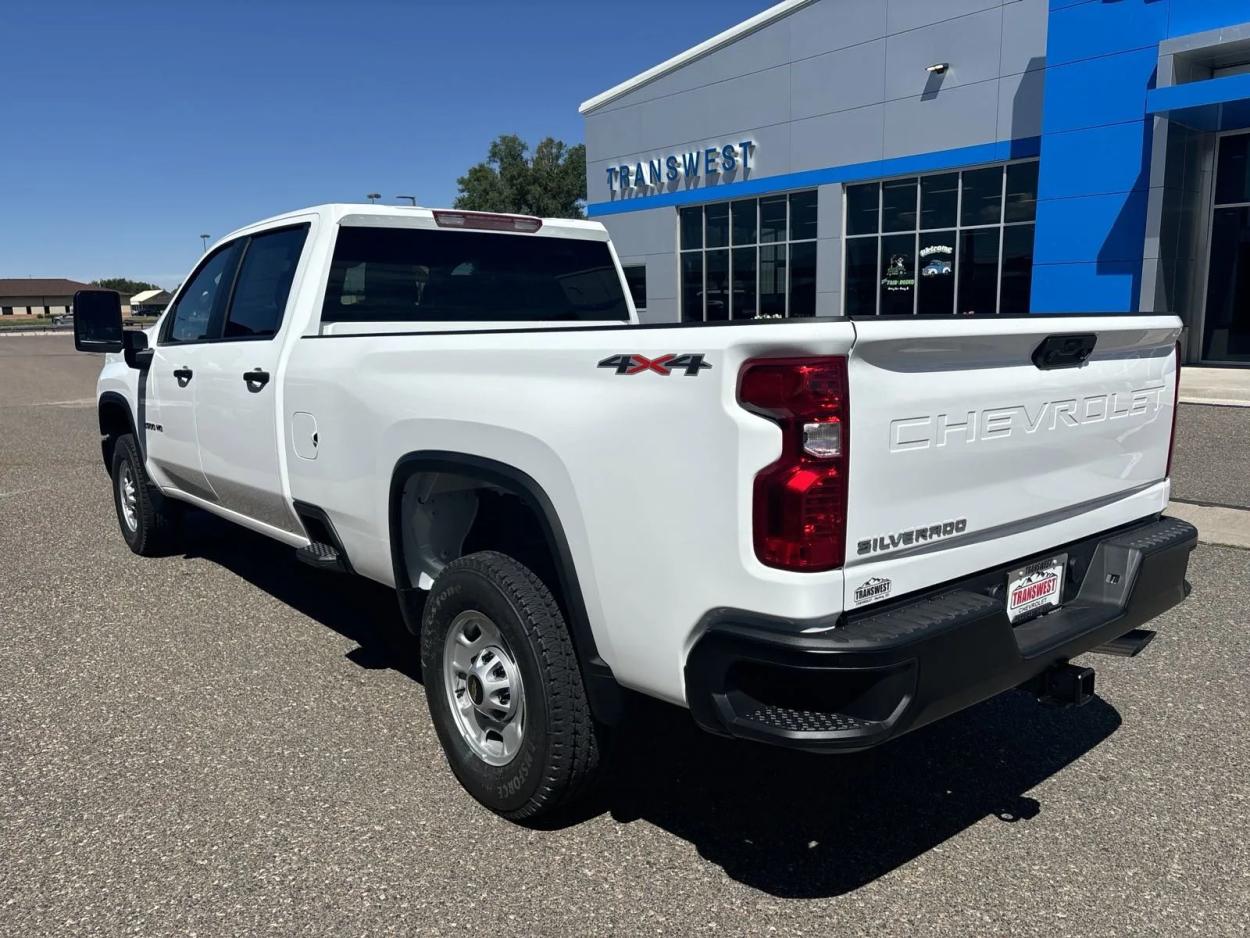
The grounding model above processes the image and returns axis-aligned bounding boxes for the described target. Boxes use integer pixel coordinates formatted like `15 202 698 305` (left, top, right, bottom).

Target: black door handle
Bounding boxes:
173 367 193 387
244 368 270 392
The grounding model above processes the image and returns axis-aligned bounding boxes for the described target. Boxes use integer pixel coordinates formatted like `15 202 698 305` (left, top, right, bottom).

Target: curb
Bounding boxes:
1168 501 1250 551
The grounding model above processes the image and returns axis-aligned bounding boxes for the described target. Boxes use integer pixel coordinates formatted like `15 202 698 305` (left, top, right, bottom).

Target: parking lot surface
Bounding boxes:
1172 403 1250 509
2 334 1247 936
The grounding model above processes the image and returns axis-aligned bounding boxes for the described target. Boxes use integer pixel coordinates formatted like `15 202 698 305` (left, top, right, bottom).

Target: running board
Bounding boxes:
296 541 349 574
1089 628 1157 658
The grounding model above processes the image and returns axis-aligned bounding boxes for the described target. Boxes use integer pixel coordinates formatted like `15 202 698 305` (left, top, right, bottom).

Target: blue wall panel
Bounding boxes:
1039 47 1160 135
1034 190 1150 264
1032 0 1250 312
1046 0 1169 66
1031 261 1142 312
1166 0 1250 37
1038 122 1152 199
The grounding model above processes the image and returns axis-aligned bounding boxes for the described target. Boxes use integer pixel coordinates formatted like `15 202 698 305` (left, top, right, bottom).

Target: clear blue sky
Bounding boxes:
0 0 770 288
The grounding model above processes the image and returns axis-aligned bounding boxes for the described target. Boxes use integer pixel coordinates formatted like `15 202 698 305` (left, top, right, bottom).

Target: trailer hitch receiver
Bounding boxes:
1027 662 1096 708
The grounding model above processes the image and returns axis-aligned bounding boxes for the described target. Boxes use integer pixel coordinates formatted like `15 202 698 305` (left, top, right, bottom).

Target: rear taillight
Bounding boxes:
1166 340 1181 477
738 357 849 572
432 210 542 233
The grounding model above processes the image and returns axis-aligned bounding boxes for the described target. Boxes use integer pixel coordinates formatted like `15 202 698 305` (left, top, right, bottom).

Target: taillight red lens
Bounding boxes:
1166 340 1181 477
738 357 849 571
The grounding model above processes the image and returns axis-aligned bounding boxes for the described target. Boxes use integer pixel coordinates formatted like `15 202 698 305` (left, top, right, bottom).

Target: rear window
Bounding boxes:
321 226 630 323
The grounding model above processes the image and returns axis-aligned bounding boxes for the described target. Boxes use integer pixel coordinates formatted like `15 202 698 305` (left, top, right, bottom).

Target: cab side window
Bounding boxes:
223 225 309 339
164 241 244 343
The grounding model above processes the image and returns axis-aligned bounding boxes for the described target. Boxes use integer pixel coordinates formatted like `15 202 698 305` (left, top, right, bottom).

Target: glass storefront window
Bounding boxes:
679 190 819 321
1000 224 1036 314
789 190 819 241
1202 133 1250 363
760 196 787 244
731 199 757 246
705 203 729 249
960 166 1004 227
918 230 956 315
883 179 918 233
679 207 702 251
920 173 958 230
1005 162 1040 223
844 238 877 315
844 161 1037 316
845 182 879 236
789 240 817 318
958 228 1000 316
1214 133 1250 207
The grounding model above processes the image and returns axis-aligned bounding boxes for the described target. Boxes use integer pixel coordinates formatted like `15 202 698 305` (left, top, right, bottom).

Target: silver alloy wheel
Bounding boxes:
118 464 139 532
443 610 526 766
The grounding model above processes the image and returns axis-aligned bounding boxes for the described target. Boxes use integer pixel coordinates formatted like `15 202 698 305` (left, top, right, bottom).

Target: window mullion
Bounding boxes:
702 207 708 322
996 167 1007 315
954 171 964 315
912 181 920 316
784 195 791 319
877 184 884 316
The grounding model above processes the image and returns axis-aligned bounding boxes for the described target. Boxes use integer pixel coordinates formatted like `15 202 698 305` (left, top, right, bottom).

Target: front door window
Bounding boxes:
1202 133 1250 363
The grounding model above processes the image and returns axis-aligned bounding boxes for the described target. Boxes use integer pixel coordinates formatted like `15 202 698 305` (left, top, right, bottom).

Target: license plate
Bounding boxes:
1006 554 1066 623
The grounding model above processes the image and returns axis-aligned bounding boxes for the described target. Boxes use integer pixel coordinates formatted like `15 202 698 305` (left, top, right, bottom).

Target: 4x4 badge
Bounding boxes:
598 353 712 376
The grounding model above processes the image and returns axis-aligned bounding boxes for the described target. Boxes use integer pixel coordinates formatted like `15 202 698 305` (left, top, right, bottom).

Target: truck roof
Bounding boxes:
211 204 608 252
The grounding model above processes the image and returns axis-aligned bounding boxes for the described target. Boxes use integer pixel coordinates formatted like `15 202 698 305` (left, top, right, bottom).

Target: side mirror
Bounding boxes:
123 330 153 370
72 290 124 353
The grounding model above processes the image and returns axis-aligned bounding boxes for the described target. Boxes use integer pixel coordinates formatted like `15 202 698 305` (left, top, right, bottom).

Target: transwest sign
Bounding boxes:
606 140 755 193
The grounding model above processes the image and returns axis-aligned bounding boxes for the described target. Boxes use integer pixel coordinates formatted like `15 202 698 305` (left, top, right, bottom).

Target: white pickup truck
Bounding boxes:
75 203 1196 822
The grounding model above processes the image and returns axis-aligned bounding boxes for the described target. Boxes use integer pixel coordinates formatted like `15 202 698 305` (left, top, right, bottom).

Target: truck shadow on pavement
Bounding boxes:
179 509 1123 900
596 691 1121 897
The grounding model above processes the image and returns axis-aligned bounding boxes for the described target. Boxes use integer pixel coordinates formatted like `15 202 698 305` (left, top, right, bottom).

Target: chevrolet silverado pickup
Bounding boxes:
74 203 1196 821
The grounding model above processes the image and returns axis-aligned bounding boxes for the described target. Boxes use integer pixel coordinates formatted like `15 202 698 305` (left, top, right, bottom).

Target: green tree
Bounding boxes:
92 277 161 296
455 134 586 218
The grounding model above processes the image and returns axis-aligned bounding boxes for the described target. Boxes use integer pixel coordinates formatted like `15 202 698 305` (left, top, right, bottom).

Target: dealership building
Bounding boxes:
580 0 1250 366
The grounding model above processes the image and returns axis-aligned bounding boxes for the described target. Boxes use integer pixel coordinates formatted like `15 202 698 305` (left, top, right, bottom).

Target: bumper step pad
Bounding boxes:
743 705 878 735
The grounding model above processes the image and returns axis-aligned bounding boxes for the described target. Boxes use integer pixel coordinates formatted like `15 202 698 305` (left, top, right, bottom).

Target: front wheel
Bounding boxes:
110 433 180 556
421 551 602 822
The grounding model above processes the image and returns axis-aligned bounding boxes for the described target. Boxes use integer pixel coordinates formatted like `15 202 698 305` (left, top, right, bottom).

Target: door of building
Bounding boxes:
1202 131 1250 364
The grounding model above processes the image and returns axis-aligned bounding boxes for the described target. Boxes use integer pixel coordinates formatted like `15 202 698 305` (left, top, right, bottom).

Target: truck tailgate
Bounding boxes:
843 316 1181 608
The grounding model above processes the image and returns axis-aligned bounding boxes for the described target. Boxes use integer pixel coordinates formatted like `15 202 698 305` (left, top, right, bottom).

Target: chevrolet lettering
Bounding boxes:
889 384 1167 452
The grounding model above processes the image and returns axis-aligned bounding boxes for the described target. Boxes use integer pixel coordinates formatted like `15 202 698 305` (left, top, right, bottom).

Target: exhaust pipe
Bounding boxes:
1026 662 1096 708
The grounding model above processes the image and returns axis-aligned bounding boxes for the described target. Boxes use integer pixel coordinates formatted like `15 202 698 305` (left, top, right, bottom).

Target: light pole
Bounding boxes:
200 233 211 253
366 192 381 204
396 194 417 206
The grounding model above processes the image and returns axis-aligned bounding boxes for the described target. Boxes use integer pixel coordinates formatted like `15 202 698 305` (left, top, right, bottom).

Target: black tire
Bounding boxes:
421 551 601 821
110 433 180 556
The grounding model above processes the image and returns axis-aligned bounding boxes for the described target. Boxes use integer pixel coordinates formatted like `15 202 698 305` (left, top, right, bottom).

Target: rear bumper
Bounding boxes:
684 516 1197 753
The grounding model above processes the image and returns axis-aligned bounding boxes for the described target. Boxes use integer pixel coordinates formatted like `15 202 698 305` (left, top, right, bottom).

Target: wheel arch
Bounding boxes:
388 450 623 724
98 391 139 469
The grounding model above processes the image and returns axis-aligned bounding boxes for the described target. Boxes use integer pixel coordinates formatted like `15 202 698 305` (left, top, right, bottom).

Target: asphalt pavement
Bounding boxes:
2 334 1247 936
1171 403 1250 509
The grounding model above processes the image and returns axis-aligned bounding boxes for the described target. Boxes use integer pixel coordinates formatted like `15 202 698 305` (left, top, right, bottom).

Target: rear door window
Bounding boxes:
223 225 309 338
321 226 630 323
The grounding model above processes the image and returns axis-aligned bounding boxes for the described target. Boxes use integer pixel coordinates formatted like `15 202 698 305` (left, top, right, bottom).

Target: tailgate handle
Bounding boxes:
1032 334 1096 370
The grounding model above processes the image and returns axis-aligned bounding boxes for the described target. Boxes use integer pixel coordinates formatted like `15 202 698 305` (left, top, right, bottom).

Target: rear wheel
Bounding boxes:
421 551 601 821
110 433 180 556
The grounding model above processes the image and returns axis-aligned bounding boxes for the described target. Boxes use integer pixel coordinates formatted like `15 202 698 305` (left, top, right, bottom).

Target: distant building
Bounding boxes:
582 0 1250 366
0 278 93 317
129 288 172 316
